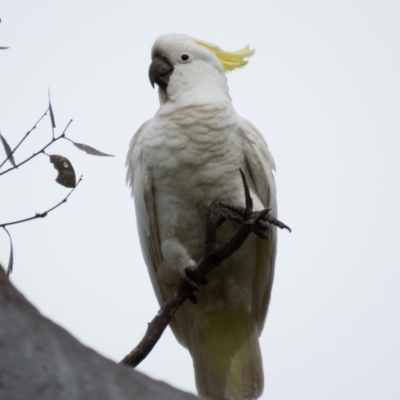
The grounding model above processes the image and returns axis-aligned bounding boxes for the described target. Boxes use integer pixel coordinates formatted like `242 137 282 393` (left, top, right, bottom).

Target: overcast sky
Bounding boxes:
1 1 399 399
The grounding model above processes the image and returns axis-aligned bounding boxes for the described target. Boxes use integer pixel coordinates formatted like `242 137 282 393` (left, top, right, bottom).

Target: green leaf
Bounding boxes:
72 141 114 157
0 132 16 167
49 101 56 129
2 227 14 277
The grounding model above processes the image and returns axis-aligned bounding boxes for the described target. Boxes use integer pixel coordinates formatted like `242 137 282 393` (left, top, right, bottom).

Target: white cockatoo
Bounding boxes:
127 33 277 400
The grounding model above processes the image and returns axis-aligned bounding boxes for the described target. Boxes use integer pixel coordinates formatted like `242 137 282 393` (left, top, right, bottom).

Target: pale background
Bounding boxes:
1 1 399 399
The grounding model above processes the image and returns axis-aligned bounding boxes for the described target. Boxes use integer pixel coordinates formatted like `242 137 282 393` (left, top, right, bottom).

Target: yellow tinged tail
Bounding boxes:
189 309 263 400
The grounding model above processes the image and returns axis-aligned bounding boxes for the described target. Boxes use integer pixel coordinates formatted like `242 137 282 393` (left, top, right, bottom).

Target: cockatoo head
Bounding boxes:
149 33 254 102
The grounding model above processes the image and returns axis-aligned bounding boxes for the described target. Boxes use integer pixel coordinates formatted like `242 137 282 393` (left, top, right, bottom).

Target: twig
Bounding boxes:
0 108 49 169
120 170 290 367
0 176 83 228
0 119 73 177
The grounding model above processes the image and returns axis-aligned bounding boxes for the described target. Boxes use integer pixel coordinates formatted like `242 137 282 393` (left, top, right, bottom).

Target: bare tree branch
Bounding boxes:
120 170 290 367
0 176 83 229
0 108 49 170
0 119 73 177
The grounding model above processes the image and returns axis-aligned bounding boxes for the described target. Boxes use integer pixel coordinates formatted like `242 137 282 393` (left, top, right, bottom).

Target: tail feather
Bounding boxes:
189 309 263 400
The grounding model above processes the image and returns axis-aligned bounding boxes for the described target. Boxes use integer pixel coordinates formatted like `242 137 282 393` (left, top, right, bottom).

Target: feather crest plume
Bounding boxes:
195 40 255 71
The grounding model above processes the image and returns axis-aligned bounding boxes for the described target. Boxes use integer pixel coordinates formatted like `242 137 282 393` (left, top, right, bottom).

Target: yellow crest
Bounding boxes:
195 40 255 72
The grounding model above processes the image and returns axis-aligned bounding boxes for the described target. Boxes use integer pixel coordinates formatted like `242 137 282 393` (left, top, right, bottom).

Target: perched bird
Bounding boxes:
127 33 277 400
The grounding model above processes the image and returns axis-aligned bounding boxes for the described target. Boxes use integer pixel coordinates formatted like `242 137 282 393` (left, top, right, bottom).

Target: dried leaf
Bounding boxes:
2 227 14 277
49 154 76 188
48 99 56 129
0 132 16 167
72 141 114 157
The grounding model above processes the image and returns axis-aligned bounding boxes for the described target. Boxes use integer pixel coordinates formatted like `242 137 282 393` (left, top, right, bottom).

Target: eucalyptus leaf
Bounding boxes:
49 101 56 129
0 132 16 167
2 227 14 277
72 141 114 157
49 154 76 188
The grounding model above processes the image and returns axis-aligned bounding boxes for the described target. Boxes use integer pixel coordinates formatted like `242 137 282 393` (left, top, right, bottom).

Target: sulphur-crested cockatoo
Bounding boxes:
127 33 277 400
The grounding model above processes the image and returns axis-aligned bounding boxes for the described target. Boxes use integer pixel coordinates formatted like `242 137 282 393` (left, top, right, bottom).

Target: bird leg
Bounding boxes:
213 169 291 235
184 170 290 293
183 200 237 294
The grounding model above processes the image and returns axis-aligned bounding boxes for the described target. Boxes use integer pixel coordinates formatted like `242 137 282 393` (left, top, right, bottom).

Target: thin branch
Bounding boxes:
0 108 49 170
0 119 73 177
0 176 83 228
120 170 290 367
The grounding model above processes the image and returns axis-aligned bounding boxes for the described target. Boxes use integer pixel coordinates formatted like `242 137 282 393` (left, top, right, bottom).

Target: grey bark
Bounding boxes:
0 266 199 400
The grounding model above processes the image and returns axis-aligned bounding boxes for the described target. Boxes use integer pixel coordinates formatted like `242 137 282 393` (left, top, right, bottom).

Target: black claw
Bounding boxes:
254 229 269 240
188 293 198 304
257 220 269 230
184 267 199 286
253 219 269 239
184 265 208 287
270 218 292 232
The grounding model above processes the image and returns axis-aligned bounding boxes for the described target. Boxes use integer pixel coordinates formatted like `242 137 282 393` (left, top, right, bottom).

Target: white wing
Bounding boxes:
126 121 186 341
126 121 164 302
238 116 278 333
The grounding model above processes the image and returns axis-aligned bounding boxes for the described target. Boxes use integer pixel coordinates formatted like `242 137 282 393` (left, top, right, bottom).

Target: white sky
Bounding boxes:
1 1 399 399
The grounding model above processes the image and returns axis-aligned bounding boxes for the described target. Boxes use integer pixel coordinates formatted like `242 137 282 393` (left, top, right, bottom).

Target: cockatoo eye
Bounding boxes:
179 53 192 63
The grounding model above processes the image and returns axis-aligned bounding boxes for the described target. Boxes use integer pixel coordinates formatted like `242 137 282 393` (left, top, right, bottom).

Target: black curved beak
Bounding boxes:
149 56 174 90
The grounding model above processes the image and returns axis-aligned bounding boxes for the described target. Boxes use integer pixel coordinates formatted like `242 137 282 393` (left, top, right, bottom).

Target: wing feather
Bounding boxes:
127 121 186 342
126 121 164 305
238 117 278 333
